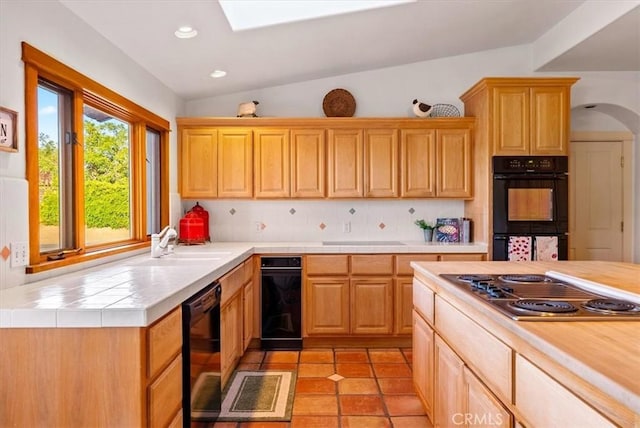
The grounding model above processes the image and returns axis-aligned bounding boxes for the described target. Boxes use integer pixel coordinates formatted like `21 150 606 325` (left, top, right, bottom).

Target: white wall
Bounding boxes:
0 0 183 289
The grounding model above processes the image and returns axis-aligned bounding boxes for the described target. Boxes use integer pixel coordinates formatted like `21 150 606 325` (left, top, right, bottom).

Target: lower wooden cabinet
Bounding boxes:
463 366 511 428
395 278 414 334
413 310 434 417
350 278 393 334
148 354 183 428
305 277 350 335
243 278 254 351
221 290 243 386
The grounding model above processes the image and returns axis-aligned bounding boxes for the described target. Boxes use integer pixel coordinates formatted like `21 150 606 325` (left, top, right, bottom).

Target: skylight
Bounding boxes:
218 0 416 31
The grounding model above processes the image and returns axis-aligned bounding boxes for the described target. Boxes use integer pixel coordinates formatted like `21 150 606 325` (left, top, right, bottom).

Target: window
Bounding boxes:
24 42 170 272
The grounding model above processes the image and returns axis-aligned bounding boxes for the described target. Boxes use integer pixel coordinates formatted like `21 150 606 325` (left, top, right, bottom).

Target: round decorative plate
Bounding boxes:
322 88 356 117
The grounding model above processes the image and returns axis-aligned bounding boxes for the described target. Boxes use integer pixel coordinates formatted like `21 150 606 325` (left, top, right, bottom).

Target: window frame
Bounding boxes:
23 42 170 273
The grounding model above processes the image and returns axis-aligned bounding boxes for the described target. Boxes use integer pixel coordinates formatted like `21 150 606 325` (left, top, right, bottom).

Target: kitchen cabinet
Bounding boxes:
350 278 394 334
291 128 325 197
221 289 242 386
434 334 465 427
218 128 253 198
327 128 363 197
437 128 472 198
413 309 434 416
400 129 436 197
305 277 350 334
364 129 398 197
464 366 511 428
254 128 290 198
243 276 254 352
179 128 217 198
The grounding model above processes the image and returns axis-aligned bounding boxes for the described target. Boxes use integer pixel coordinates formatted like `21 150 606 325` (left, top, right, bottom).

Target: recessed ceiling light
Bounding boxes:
210 70 227 78
174 26 198 39
219 0 416 31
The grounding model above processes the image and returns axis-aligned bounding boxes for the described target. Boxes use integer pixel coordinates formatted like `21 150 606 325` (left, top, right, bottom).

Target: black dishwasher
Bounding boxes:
260 256 302 350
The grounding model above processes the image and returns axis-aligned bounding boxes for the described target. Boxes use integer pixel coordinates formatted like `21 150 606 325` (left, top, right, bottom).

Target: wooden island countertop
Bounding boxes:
410 260 640 427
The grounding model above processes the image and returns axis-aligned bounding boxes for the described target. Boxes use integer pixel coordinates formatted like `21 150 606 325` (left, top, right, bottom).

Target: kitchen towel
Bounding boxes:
535 236 558 261
508 236 532 261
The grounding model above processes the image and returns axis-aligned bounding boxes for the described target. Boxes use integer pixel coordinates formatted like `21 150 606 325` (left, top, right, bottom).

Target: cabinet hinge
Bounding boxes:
621 221 624 233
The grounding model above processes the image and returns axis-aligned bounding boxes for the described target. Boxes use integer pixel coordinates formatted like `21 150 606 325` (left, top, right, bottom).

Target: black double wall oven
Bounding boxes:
493 156 569 261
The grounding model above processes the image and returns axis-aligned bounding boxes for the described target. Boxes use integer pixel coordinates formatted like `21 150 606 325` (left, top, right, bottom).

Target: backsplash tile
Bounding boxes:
182 199 464 242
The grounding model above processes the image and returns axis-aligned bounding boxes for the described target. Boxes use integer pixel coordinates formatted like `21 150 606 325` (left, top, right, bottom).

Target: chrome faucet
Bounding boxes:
151 225 177 258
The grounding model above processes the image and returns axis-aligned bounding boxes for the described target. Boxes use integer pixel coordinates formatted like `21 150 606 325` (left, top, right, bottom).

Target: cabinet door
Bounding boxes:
463 366 512 428
243 279 254 352
413 311 434 419
221 292 242 386
364 129 398 197
218 128 253 198
436 129 472 198
327 129 363 197
530 86 569 155
254 128 290 198
400 129 436 197
434 334 465 428
180 128 217 198
350 278 393 334
395 278 413 334
304 277 350 335
493 87 530 155
291 129 325 198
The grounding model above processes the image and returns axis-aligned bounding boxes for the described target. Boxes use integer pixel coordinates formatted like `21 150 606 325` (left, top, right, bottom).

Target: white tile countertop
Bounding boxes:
0 240 487 328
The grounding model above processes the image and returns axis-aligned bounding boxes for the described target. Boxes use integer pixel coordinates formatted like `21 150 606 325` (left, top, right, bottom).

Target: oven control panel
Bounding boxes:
493 156 568 173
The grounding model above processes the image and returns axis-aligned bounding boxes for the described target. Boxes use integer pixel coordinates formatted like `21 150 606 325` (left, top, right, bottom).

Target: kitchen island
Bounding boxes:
411 260 640 427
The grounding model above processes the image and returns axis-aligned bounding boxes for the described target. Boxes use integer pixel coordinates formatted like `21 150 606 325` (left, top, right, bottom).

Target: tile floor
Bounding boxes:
203 347 433 428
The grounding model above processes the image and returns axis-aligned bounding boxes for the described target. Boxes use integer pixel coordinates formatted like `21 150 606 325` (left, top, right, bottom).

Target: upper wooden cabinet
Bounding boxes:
460 77 578 155
291 129 325 198
218 128 253 198
179 128 218 198
177 117 475 200
254 128 290 198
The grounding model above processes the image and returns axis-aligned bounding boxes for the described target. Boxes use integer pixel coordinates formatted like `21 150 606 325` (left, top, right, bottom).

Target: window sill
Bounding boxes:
26 242 150 275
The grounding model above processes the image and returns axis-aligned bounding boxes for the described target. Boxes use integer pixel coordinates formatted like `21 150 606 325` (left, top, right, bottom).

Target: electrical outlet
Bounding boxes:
11 242 28 267
343 221 351 233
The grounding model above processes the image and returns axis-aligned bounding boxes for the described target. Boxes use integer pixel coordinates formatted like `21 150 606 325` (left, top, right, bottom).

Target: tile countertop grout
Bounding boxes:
0 241 488 329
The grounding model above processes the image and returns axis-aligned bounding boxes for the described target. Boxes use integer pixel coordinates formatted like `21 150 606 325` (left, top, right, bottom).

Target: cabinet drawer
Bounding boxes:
148 354 182 428
395 254 439 276
305 255 349 275
351 255 393 275
413 277 435 325
435 296 512 403
221 264 244 302
148 307 182 379
439 253 486 261
515 355 615 428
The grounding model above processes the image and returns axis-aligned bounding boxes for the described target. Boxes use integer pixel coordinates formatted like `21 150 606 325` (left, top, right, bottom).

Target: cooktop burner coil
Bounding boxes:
582 299 640 315
457 275 494 283
509 300 578 314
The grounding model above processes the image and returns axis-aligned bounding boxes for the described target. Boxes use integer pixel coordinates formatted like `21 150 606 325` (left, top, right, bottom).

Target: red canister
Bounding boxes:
179 211 206 244
190 202 210 241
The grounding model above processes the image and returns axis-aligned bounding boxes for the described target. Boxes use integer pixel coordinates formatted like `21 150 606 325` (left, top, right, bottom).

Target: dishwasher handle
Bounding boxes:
185 282 221 326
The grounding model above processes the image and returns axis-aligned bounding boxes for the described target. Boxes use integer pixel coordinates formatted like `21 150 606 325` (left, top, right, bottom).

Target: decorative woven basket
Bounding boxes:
430 104 460 117
322 89 356 117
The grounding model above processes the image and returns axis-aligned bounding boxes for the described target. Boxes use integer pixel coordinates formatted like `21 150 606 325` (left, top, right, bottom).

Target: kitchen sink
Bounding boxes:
322 241 406 246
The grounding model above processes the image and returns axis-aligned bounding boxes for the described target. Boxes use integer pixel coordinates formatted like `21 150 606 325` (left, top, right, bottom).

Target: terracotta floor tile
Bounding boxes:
238 423 289 428
377 377 416 394
335 363 374 378
297 363 335 378
383 395 427 416
300 349 335 363
368 349 405 363
213 422 238 428
295 377 337 394
341 416 392 428
240 351 265 363
260 363 298 371
339 395 386 416
391 415 433 428
291 415 339 428
372 363 412 378
293 394 338 416
263 351 299 364
335 350 370 363
337 378 380 395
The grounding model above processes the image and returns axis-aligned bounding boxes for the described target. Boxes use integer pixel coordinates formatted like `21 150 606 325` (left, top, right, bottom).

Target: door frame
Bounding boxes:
570 131 634 262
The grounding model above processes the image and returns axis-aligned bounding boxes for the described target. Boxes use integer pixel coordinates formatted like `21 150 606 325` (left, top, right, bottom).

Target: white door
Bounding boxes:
569 141 623 261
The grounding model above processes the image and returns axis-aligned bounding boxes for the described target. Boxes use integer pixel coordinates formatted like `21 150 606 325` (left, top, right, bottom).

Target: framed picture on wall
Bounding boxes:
0 107 18 153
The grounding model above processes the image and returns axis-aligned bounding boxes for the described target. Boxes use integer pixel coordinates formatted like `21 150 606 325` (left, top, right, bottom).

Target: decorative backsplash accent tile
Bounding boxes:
1 246 10 261
319 223 326 230
349 208 356 215
289 208 296 215
379 222 386 229
229 208 236 215
259 222 267 230
408 208 415 214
